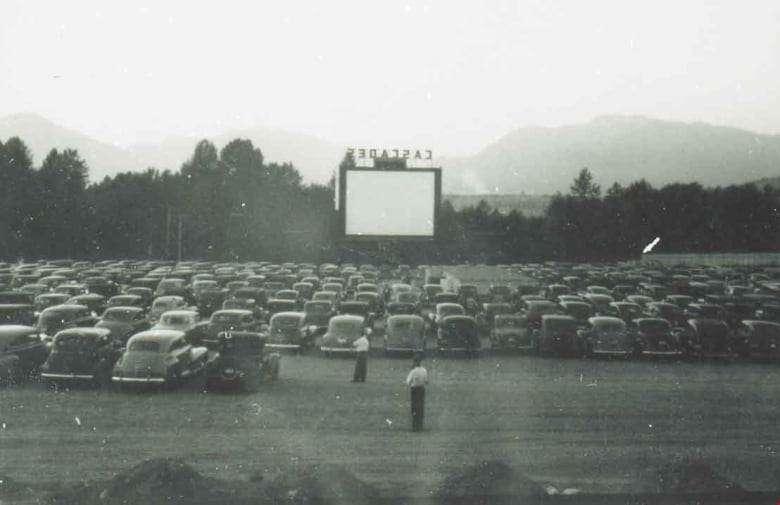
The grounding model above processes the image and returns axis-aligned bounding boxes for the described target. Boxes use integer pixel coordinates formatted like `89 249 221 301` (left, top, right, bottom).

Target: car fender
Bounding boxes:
190 346 209 362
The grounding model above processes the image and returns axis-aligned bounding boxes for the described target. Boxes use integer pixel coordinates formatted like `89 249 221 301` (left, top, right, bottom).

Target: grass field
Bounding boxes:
3 350 780 496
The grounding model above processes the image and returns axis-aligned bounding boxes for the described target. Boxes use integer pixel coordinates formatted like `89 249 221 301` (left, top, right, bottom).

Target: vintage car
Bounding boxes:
559 300 593 326
422 283 444 305
312 290 339 309
195 288 229 317
665 294 695 308
204 331 280 391
321 282 344 300
112 329 211 386
685 318 736 359
489 284 512 303
632 318 683 357
384 315 426 354
535 314 583 357
339 300 373 325
609 301 644 323
432 302 466 325
19 283 50 297
479 302 513 329
66 293 107 316
203 309 260 337
579 317 635 357
265 299 298 321
262 281 286 297
644 302 689 327
686 303 727 321
303 300 335 334
106 294 146 310
266 311 313 350
625 294 655 308
40 327 121 386
437 315 480 354
490 314 534 351
355 291 381 317
524 300 559 329
95 306 151 342
125 287 154 308
149 295 191 323
84 276 120 298
582 293 615 315
0 303 36 326
37 304 97 341
320 315 370 355
154 277 190 299
292 282 314 301
733 320 780 360
0 325 48 384
151 310 200 332
34 293 71 315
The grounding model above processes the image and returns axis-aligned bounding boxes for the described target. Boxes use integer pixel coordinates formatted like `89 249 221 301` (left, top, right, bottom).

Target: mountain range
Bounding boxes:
2 113 779 194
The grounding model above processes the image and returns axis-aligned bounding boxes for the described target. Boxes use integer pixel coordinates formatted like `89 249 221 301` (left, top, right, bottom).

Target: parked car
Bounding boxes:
384 314 426 354
149 295 190 323
204 331 280 391
580 317 636 357
559 301 593 326
151 310 200 332
320 315 370 355
66 293 107 316
490 314 534 351
535 315 583 357
37 304 97 341
733 320 780 361
112 329 211 387
685 318 736 359
266 311 313 350
125 287 154 308
437 315 480 354
0 325 48 383
303 300 335 334
195 289 229 317
106 294 146 310
95 306 151 342
34 293 71 315
40 327 120 386
632 318 683 357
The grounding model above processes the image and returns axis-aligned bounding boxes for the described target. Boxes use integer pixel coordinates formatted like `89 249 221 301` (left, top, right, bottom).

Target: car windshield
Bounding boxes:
55 333 98 351
328 320 362 337
305 303 330 313
103 309 138 322
638 320 671 334
495 316 522 327
594 320 626 332
544 318 577 332
211 313 241 324
161 314 192 326
128 340 161 352
272 316 302 328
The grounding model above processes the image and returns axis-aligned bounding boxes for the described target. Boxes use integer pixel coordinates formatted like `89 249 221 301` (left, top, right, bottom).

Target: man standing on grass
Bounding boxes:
406 356 428 431
351 332 369 382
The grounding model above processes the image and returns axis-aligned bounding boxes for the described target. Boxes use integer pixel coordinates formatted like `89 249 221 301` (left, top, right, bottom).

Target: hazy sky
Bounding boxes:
2 0 779 155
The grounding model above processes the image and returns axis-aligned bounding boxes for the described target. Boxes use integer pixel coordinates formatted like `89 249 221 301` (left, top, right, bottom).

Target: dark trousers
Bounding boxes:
410 386 425 431
353 351 367 382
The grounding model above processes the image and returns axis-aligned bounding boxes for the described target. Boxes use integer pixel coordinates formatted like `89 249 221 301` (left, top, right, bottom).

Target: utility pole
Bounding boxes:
165 206 172 259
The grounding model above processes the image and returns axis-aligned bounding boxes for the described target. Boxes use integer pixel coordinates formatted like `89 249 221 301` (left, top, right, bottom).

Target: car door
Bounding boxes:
168 337 191 374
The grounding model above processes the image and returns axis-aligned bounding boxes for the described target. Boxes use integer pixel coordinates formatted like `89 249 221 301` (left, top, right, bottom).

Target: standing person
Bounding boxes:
406 356 428 431
351 332 369 382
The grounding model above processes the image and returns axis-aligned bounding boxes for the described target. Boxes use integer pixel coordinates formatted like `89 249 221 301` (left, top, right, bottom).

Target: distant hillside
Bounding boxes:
443 115 780 194
0 113 344 184
443 194 551 217
751 176 780 190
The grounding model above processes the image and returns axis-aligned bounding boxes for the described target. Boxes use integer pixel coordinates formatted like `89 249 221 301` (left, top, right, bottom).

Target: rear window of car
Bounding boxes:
211 313 240 324
305 303 330 313
273 316 301 328
161 314 191 326
104 310 138 322
55 333 96 351
544 318 577 332
329 320 362 337
638 320 670 333
594 320 626 332
128 340 160 352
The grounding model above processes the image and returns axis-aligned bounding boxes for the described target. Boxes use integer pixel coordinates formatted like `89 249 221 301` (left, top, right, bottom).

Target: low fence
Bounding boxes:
640 253 780 267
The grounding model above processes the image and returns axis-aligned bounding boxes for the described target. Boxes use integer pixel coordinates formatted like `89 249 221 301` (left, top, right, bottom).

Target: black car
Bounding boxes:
0 304 36 326
0 325 48 384
205 331 280 392
37 304 98 341
40 327 121 387
437 315 480 354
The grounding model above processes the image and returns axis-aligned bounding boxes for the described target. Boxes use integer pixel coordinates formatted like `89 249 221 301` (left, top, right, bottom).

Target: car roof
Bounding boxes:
387 314 424 323
271 311 305 321
589 316 626 325
53 327 112 339
104 306 145 313
160 309 198 317
742 320 780 330
212 309 253 316
41 304 89 313
127 329 186 344
329 314 365 324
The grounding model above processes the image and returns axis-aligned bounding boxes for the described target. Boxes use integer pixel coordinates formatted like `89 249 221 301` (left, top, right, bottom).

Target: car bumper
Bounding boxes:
320 346 357 353
266 343 302 349
112 376 167 383
41 372 95 380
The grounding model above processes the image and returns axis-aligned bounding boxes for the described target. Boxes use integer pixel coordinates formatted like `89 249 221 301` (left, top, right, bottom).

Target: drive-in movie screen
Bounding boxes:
3 1 780 505
344 169 437 237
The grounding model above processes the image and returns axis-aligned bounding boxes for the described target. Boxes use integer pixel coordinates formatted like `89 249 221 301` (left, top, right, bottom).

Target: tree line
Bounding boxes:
1 136 778 264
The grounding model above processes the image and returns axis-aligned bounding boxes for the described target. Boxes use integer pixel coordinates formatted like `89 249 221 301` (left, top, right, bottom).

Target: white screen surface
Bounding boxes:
345 170 436 236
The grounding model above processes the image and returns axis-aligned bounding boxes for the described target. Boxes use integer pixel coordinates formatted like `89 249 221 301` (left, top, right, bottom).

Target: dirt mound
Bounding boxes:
265 464 380 505
435 460 546 503
48 458 257 505
657 459 746 494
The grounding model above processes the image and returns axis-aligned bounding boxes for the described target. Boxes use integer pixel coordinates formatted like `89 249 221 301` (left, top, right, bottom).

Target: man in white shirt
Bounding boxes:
351 333 370 382
405 356 428 431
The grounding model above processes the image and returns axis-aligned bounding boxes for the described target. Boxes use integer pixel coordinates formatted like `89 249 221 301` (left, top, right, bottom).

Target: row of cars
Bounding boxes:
2 259 780 390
